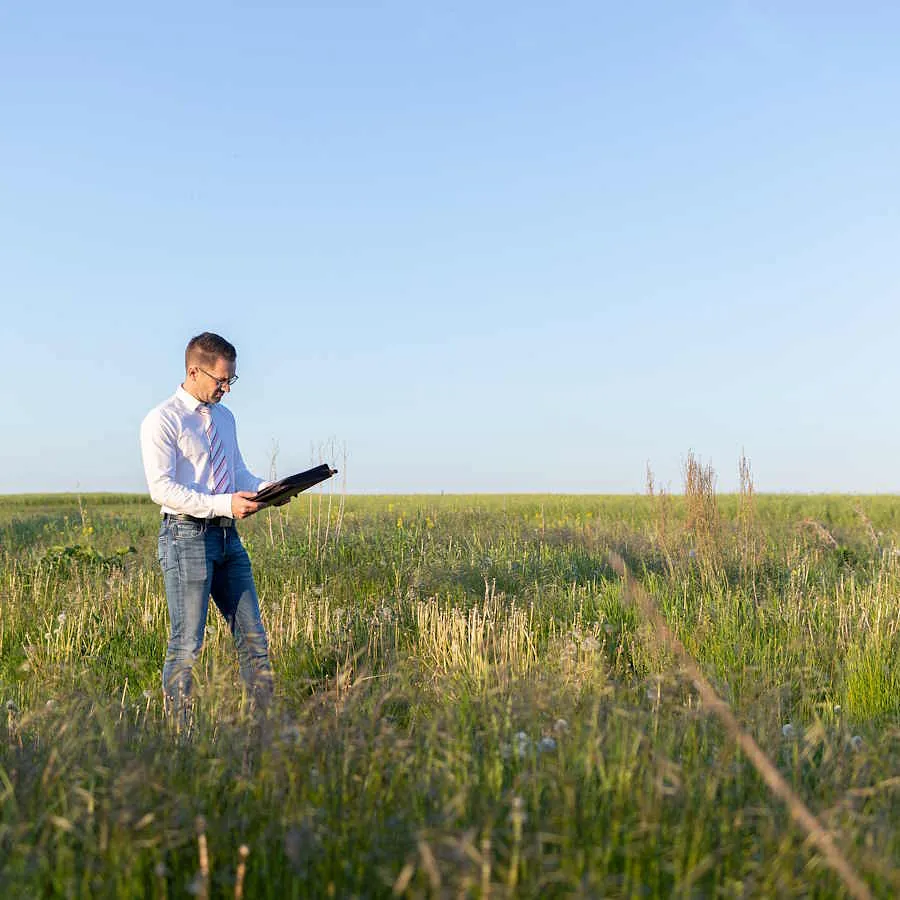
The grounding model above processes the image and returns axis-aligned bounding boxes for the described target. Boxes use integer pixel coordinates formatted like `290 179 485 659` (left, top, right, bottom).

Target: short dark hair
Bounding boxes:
185 332 237 370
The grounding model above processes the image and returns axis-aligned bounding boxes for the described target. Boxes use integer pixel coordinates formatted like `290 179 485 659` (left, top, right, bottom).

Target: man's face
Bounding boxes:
185 356 236 404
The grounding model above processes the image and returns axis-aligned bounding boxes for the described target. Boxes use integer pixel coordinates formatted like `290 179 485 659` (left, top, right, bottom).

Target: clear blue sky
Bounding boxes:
2 2 898 494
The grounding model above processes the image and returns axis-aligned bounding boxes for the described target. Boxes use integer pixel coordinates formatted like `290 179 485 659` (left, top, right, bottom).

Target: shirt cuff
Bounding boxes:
215 494 234 518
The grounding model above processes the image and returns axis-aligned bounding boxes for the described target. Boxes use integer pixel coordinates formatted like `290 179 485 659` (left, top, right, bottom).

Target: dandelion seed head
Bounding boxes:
781 723 795 739
5 699 19 713
553 718 568 734
538 736 557 752
851 735 863 751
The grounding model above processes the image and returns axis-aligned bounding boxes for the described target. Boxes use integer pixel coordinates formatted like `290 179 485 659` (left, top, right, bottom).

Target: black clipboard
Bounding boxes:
253 463 338 505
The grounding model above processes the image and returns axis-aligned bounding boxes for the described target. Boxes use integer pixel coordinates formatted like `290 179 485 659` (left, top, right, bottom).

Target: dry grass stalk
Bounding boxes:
800 519 839 549
608 551 873 900
480 833 492 899
683 451 722 577
646 463 674 575
234 844 249 900
195 815 209 900
737 451 762 582
854 502 879 547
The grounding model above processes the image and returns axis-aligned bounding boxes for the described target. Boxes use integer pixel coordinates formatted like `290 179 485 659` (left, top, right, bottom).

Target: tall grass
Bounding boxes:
2 486 900 896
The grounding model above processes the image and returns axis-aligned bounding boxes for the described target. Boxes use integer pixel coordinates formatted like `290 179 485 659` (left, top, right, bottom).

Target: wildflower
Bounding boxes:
781 723 795 739
850 735 863 751
688 549 697 559
553 718 568 734
538 736 557 753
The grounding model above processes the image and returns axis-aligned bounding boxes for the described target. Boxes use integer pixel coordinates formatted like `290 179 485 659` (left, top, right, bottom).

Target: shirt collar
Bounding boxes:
176 385 205 413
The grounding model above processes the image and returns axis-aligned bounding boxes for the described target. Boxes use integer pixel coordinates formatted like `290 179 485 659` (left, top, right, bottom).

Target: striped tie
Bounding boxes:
199 405 231 494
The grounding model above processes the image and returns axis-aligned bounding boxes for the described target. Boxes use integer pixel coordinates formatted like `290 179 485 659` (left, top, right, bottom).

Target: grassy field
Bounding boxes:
2 479 900 898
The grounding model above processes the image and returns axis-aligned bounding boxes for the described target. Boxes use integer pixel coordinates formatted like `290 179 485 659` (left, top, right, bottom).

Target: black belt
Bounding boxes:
164 513 234 528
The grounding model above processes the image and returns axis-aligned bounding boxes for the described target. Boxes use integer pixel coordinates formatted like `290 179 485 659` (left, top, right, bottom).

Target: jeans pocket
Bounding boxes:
173 521 204 540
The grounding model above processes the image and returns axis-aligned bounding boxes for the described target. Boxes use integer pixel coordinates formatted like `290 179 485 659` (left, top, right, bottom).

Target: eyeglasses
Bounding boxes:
197 366 239 388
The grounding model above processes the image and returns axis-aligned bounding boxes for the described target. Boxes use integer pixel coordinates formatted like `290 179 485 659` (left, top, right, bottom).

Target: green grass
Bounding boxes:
2 491 900 897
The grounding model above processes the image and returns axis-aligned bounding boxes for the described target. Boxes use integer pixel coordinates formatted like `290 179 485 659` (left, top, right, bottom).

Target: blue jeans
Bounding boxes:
157 518 273 710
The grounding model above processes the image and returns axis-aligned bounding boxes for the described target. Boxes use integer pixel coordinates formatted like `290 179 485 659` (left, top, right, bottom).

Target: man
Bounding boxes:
140 332 274 717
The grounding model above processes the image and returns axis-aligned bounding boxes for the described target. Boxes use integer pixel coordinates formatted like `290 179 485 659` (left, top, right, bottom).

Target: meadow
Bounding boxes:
2 470 900 898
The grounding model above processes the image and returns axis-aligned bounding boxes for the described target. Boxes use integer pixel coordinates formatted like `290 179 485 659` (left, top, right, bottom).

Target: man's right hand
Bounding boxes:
231 491 263 519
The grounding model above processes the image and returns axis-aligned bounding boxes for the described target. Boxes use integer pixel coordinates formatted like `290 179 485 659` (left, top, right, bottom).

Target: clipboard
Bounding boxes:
253 463 338 505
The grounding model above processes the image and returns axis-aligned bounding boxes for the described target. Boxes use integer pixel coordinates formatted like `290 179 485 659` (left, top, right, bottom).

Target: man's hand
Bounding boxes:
231 491 263 519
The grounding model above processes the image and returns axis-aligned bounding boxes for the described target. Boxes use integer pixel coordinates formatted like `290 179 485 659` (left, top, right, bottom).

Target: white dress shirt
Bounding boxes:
140 386 266 518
